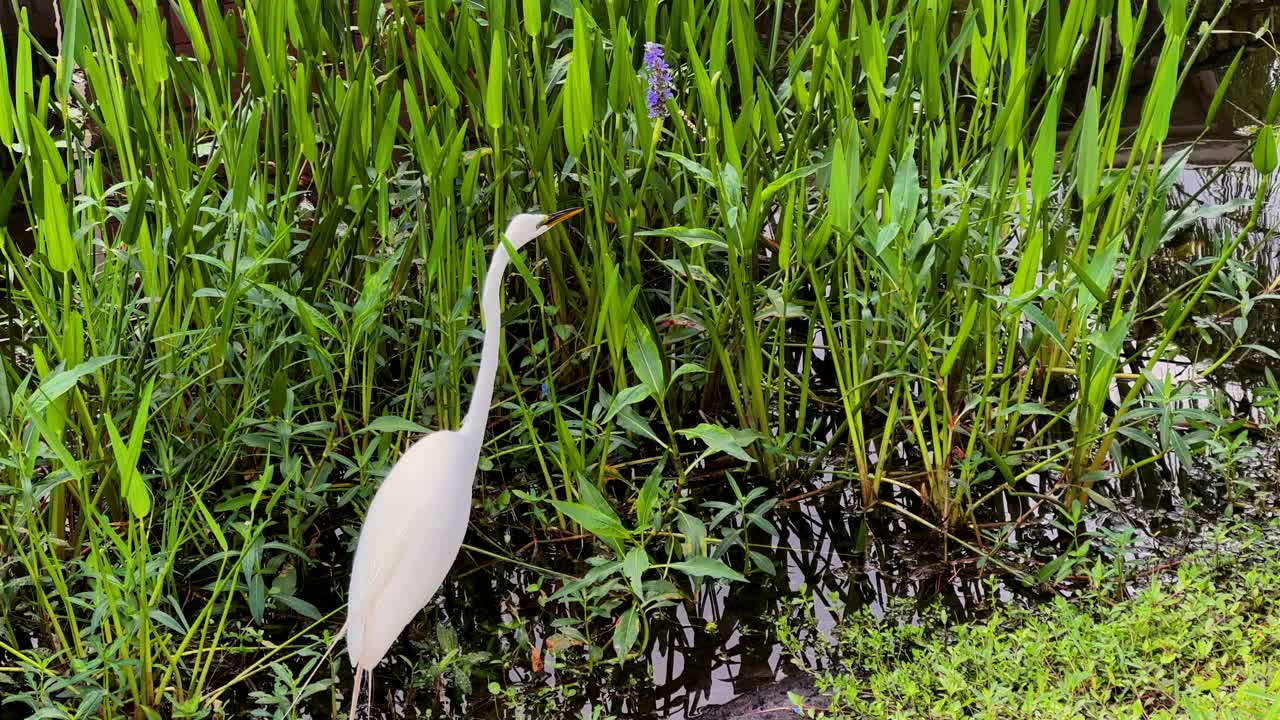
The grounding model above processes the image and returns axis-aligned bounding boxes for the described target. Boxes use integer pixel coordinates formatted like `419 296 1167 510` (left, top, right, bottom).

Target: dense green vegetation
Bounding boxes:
781 520 1280 719
1 0 1277 717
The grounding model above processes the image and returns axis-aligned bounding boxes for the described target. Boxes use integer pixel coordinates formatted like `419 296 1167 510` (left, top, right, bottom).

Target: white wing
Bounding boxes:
346 430 477 667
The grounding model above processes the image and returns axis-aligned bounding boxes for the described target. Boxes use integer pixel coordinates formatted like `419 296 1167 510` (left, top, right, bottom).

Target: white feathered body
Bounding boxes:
345 429 479 669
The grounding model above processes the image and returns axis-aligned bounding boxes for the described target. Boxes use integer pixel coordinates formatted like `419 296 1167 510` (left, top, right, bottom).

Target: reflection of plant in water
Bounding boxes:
408 622 492 712
701 474 780 577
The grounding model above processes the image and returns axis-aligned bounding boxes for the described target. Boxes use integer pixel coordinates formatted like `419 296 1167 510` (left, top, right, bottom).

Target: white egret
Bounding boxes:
342 207 582 717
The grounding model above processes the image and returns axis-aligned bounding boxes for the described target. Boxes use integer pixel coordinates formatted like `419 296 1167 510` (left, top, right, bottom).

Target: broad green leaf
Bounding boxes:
1031 85 1061 208
641 579 684 605
679 423 757 464
603 384 650 424
626 324 664 399
940 301 979 377
1205 47 1244 128
612 606 641 657
1020 304 1068 352
548 559 622 603
563 5 593 156
830 138 852 232
103 381 155 520
416 29 460 108
676 511 706 557
760 163 825 206
548 500 628 554
28 356 120 414
668 363 706 387
523 0 542 36
1088 312 1132 361
636 464 664 529
359 416 431 435
0 23 12 145
617 406 663 445
1252 126 1277 175
576 476 624 528
622 547 649 597
666 556 746 583
635 226 726 249
192 491 228 551
275 594 322 620
374 91 401 174
485 25 506 130
40 161 74 273
657 152 716 185
1075 87 1100 205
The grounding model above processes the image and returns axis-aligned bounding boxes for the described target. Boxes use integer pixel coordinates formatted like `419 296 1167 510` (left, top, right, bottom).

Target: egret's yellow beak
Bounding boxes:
539 207 583 229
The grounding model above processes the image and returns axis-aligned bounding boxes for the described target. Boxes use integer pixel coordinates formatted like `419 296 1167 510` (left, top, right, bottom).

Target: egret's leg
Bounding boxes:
349 667 364 719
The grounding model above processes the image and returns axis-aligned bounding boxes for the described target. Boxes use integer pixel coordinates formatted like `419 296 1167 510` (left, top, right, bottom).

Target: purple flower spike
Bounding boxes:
643 42 674 119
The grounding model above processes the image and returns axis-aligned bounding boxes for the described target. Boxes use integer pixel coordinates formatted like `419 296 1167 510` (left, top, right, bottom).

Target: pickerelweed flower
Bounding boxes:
643 42 674 119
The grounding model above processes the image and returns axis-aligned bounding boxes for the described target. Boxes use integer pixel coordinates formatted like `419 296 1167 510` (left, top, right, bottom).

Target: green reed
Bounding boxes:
1 0 1276 715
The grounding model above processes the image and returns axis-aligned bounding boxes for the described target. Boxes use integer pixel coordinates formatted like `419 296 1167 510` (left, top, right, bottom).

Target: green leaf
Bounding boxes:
1205 47 1244 129
548 559 622 603
1031 87 1061 208
275 593 322 620
523 0 542 36
192 491 228 552
359 416 431 435
1252 126 1277 175
760 163 825 206
940 300 979 377
576 476 624 527
103 379 156 520
40 161 75 273
617 406 663 446
603 384 650 424
1075 86 1100 205
666 556 746 583
28 356 121 414
678 422 757 464
547 500 629 547
612 606 641 658
641 579 684 605
676 511 706 557
1088 312 1132 361
1020 303 1068 352
563 5 593 156
374 91 401 174
749 551 776 576
635 226 726 249
622 547 649 597
657 152 716 185
485 25 506 130
416 29 459 109
668 362 706 387
636 464 664 530
626 324 665 399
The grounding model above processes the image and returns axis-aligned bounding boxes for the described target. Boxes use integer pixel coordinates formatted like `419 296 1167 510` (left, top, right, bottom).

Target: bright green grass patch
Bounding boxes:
788 523 1280 719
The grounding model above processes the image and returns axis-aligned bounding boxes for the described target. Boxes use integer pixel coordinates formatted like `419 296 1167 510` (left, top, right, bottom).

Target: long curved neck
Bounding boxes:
460 242 512 439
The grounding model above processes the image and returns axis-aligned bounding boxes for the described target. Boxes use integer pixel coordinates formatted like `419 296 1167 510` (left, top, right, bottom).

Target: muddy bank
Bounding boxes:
692 675 823 720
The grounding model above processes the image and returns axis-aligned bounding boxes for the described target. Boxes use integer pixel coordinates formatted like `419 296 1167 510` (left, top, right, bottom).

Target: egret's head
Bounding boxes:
503 208 583 250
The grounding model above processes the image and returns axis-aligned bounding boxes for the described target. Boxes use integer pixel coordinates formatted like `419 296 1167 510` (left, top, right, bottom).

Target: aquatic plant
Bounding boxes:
0 0 1277 716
